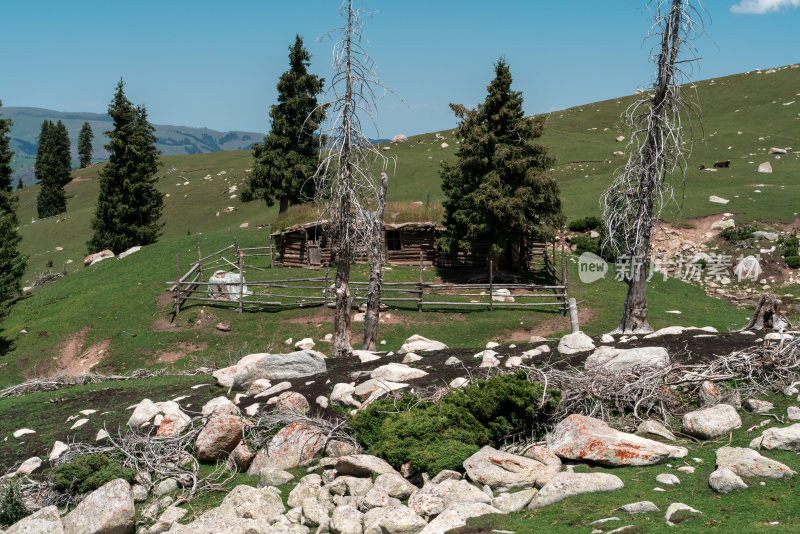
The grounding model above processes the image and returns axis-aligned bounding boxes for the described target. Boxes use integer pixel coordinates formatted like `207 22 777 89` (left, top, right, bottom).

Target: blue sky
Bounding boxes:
1 0 798 137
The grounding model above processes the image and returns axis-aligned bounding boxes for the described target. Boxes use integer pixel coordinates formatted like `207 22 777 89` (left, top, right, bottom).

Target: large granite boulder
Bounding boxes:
462 446 558 489
585 346 670 372
682 404 742 439
62 479 134 534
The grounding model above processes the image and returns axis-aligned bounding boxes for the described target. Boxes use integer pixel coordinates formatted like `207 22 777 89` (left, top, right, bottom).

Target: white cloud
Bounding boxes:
731 0 800 14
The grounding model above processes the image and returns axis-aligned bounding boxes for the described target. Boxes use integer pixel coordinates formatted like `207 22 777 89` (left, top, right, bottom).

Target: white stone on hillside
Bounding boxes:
682 404 742 439
557 332 595 355
600 334 614 343
16 457 42 475
463 446 559 490
638 420 676 441
201 396 240 417
245 379 272 396
49 441 69 462
492 488 537 513
547 414 687 466
749 423 800 451
618 501 660 514
486 341 500 349
716 446 795 479
644 326 685 338
450 377 469 388
419 502 503 534
665 503 701 526
118 246 141 259
744 398 774 414
128 399 160 427
758 161 773 173
62 479 135 534
294 337 315 351
585 346 670 372
529 472 624 508
5 505 64 533
96 429 109 442
13 428 35 438
788 406 800 420
354 350 381 363
655 473 680 486
711 219 735 230
445 356 462 366
398 334 447 354
401 352 422 363
709 196 729 204
709 468 748 494
70 418 89 430
253 381 292 399
370 362 428 382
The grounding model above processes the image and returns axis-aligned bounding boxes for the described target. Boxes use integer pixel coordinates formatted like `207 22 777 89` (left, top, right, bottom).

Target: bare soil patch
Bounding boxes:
156 341 208 363
56 327 112 375
504 306 595 342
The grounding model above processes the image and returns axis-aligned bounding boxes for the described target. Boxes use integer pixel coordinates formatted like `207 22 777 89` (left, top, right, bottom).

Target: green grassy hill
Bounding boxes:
3 64 798 384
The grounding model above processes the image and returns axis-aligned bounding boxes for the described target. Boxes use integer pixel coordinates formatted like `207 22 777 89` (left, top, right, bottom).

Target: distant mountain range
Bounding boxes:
2 107 264 186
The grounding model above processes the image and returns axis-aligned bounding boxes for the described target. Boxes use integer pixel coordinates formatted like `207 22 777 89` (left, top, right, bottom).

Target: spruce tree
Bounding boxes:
0 101 27 318
16 177 23 190
35 119 67 218
88 80 163 253
53 120 73 186
242 35 325 217
78 121 94 168
439 59 564 268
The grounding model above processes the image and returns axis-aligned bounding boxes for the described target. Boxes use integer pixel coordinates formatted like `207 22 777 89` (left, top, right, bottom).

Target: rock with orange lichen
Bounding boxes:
274 391 310 414
247 422 325 474
463 446 559 490
195 414 247 462
546 414 687 466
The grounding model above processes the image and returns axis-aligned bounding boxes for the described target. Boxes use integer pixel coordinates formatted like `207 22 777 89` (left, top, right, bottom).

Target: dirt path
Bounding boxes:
57 327 112 375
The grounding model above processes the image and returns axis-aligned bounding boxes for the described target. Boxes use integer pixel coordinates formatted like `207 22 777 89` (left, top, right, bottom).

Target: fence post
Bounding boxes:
324 261 330 307
569 298 579 333
174 254 181 317
195 233 204 281
489 259 493 311
233 236 240 259
238 251 244 316
561 239 568 315
269 234 274 268
417 252 423 313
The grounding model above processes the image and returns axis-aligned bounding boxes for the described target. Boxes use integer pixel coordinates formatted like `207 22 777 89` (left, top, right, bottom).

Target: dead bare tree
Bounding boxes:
363 172 388 350
601 0 705 333
315 0 388 356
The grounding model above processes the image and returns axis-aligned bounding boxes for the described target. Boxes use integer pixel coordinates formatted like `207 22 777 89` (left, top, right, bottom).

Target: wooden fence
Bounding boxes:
168 236 568 316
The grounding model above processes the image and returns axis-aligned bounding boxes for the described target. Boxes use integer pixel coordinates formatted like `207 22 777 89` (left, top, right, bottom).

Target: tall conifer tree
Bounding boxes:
440 59 564 269
243 35 325 217
88 80 163 253
35 119 68 218
0 101 27 318
78 121 94 168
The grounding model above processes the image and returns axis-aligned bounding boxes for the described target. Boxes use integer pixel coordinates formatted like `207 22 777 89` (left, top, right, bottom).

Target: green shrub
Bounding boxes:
720 225 756 242
568 216 602 233
52 453 136 495
780 234 799 258
570 235 601 257
786 256 800 269
0 477 29 526
349 372 560 475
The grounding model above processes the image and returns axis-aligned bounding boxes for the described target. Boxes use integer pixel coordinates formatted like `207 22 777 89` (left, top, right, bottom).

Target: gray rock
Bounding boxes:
398 335 447 354
585 346 670 372
665 503 701 526
429 470 461 484
330 505 363 534
370 363 428 382
557 332 595 355
353 379 408 400
194 414 245 462
153 478 178 497
148 506 187 534
745 399 775 414
547 414 687 466
62 478 134 534
16 457 42 475
288 474 323 508
529 472 623 508
217 485 285 524
220 350 327 390
463 446 556 489
344 477 374 497
373 473 418 500
788 406 800 420
708 468 748 494
418 502 503 534
655 473 680 486
335 455 400 478
637 420 676 441
682 404 742 439
247 423 325 473
749 423 800 451
492 488 537 512
444 356 462 366
259 468 295 487
716 446 796 479
253 381 292 399
6 505 64 534
361 487 401 511
408 479 491 520
127 399 160 427
618 501 659 514
301 497 330 527
698 381 723 406
200 396 240 417
374 505 427 534
132 484 148 502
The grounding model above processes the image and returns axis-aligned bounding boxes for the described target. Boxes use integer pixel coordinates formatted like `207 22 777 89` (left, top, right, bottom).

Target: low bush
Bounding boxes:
52 453 136 495
568 216 602 233
0 477 28 527
786 256 800 269
720 225 756 242
570 235 601 257
349 372 560 475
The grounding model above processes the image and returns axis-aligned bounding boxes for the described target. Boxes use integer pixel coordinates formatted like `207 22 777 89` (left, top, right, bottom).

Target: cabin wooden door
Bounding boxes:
308 244 321 265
